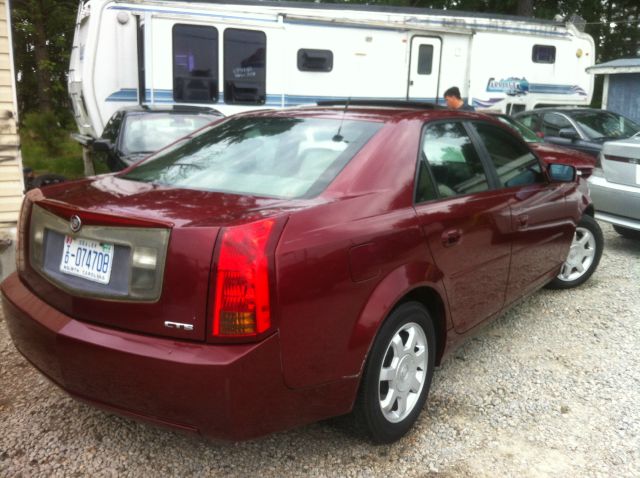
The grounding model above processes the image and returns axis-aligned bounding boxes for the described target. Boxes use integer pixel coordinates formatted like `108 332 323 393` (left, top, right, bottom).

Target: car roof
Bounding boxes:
233 102 494 124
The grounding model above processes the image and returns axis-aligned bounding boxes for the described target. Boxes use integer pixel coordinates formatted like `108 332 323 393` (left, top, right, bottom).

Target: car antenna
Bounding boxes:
333 97 350 142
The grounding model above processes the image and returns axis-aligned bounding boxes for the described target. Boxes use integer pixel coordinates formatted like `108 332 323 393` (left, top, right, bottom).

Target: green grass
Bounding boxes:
20 129 110 179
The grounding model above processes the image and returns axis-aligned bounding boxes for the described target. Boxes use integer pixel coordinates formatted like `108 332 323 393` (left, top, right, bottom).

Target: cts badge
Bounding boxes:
164 321 194 331
70 215 82 233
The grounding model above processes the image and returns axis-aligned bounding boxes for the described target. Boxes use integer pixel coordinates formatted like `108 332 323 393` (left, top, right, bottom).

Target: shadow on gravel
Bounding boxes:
605 235 640 255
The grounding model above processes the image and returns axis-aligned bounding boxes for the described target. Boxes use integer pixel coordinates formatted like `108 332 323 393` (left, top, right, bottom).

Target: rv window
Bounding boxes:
297 49 333 72
224 29 266 105
417 45 434 75
173 24 218 103
532 45 556 64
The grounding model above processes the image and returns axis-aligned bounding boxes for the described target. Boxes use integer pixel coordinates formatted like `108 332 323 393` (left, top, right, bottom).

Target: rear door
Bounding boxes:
408 36 441 103
414 121 512 334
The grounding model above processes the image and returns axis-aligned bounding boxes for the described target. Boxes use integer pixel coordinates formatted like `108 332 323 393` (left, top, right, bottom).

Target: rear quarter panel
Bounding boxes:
275 119 448 390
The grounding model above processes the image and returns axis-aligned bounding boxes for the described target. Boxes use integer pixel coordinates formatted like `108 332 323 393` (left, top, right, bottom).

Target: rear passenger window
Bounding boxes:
415 158 438 203
173 25 218 103
474 123 545 188
421 122 490 198
224 29 266 105
542 113 573 137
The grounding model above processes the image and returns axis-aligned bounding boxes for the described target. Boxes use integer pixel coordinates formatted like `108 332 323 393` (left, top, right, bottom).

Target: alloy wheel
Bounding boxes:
557 226 596 282
378 322 428 423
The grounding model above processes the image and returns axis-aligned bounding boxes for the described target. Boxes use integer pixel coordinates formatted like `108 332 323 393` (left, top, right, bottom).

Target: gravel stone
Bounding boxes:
0 222 638 477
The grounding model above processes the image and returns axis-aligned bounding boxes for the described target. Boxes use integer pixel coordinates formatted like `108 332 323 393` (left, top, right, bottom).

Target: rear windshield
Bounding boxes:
122 113 218 154
121 116 382 198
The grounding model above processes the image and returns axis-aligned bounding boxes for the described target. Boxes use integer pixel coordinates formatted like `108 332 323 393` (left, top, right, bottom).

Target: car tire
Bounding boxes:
354 301 436 444
613 225 640 240
548 214 603 289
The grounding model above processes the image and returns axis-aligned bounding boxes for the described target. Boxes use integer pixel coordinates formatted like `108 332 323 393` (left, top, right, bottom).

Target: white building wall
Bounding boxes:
0 1 24 280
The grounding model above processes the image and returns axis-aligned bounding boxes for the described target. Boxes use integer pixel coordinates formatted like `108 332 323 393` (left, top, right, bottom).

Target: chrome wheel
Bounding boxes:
378 322 428 423
557 226 596 282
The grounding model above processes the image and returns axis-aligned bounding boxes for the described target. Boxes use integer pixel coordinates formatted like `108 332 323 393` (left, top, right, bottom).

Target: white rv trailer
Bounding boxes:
69 0 596 139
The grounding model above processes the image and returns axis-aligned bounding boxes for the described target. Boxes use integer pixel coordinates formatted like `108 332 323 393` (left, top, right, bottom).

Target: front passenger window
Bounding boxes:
474 123 545 188
421 122 490 197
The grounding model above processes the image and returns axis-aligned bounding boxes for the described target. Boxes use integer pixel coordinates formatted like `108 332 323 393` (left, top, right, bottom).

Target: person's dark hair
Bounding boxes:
444 86 461 99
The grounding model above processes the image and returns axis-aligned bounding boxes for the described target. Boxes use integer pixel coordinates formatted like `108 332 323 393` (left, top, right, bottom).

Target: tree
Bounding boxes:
11 0 78 123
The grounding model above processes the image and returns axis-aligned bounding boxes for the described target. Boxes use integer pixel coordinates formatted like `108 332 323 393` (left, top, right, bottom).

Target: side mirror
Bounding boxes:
548 163 576 182
558 128 580 140
92 139 113 153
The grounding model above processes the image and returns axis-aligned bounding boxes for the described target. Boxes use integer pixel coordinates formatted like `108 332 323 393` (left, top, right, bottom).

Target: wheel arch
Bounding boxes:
348 262 451 382
583 203 595 217
395 287 448 366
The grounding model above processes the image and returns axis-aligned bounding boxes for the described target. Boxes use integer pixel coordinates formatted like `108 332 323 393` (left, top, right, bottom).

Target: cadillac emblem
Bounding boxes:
70 215 82 233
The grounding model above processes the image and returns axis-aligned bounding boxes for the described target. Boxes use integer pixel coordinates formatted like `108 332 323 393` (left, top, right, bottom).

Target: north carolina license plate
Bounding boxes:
60 236 114 284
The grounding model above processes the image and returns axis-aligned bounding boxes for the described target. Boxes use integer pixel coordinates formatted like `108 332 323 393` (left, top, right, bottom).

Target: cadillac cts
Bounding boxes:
2 104 603 443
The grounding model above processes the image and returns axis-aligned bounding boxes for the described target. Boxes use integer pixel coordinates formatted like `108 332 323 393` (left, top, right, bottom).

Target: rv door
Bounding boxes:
408 37 441 103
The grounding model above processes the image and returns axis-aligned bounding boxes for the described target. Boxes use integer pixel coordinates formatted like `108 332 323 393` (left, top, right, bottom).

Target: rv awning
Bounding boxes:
586 58 640 75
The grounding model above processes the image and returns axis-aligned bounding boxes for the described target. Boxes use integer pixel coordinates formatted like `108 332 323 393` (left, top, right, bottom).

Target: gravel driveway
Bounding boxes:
1 222 638 477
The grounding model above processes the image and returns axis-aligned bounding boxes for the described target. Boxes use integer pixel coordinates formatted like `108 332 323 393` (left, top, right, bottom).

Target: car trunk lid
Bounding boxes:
601 137 640 187
20 176 302 341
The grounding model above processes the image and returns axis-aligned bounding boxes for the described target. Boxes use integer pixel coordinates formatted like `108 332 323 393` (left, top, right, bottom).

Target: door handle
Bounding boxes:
441 229 461 247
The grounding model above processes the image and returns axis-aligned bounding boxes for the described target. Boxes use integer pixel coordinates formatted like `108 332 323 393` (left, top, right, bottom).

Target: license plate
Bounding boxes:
60 236 114 284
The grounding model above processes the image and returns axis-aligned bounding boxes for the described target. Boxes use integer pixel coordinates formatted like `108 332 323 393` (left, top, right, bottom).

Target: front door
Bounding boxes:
468 121 576 304
408 36 442 103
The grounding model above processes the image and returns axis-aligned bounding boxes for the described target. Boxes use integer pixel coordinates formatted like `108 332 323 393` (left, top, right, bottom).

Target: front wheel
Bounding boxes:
548 214 603 289
354 302 436 444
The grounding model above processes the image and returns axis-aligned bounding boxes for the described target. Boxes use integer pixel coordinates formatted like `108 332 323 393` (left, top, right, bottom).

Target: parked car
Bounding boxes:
2 103 603 444
514 108 640 160
481 111 596 180
92 105 223 171
588 133 640 239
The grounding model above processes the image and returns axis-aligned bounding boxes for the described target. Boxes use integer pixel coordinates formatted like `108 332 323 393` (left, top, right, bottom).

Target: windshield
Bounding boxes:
121 116 383 199
122 113 217 154
571 111 640 140
496 115 542 143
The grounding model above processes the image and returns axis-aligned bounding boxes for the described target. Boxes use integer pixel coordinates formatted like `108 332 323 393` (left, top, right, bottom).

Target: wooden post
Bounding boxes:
82 145 95 176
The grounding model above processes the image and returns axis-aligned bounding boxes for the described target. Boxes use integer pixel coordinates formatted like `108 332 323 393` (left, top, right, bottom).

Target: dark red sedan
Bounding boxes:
2 103 602 443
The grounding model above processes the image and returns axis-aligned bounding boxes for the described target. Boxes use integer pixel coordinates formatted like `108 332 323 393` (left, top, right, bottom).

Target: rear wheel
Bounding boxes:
613 225 640 240
355 302 435 444
548 214 603 289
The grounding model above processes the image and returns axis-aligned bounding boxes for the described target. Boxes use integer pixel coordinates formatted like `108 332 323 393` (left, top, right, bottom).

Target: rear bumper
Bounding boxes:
588 173 640 230
1 273 357 441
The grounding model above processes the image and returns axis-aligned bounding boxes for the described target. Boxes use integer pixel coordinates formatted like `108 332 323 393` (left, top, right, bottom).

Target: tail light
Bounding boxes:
16 189 42 273
212 218 277 338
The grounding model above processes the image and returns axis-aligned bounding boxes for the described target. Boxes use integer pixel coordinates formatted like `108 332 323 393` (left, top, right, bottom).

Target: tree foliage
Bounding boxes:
11 0 78 124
